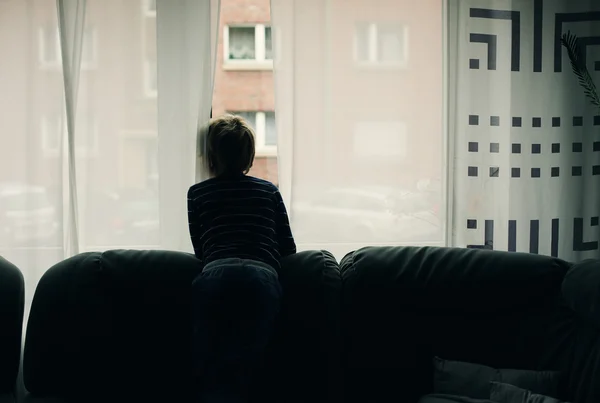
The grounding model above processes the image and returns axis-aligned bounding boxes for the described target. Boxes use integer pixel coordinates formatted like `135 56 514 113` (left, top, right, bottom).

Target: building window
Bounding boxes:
38 25 98 69
41 114 99 157
224 25 273 70
143 0 156 17
353 121 407 159
229 111 277 156
355 22 408 67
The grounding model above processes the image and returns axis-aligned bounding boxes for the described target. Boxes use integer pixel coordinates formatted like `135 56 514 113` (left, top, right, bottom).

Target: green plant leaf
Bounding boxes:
560 31 600 109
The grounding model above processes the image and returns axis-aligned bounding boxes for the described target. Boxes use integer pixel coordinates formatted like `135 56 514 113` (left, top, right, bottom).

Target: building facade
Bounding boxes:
212 0 278 184
0 0 442 240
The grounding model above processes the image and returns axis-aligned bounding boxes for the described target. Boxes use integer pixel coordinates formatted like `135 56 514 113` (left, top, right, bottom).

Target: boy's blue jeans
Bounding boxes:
192 258 282 403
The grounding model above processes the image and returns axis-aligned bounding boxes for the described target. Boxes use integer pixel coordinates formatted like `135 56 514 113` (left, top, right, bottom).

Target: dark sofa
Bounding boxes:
22 249 341 403
0 256 25 403
340 247 600 403
18 246 600 402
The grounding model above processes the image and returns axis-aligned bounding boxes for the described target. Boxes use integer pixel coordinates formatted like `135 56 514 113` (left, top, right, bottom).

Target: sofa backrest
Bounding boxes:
560 259 600 403
340 246 580 403
23 249 341 403
0 256 24 397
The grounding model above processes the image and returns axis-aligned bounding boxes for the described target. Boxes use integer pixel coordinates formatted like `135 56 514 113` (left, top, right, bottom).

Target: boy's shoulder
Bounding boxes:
188 175 278 196
243 175 279 191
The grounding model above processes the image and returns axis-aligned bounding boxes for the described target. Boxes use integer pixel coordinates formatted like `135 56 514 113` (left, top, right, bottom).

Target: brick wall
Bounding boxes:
212 0 443 188
249 157 278 186
213 0 278 184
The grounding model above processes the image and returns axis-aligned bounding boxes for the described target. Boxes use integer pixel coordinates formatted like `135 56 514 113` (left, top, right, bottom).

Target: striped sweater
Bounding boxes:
187 174 296 271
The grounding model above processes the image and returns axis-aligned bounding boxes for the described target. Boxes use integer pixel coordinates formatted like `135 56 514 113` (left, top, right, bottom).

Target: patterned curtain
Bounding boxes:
450 0 600 261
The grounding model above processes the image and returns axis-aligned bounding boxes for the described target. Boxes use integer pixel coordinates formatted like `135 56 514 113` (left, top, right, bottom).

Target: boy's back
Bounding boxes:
191 114 294 403
187 174 296 271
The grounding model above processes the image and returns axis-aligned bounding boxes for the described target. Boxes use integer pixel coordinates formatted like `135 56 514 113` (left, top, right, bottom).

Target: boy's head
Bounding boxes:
206 114 256 177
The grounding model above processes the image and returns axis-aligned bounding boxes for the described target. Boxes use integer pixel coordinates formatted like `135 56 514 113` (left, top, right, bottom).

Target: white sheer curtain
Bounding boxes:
57 0 86 257
270 0 599 262
270 0 446 261
0 0 220 322
156 0 220 250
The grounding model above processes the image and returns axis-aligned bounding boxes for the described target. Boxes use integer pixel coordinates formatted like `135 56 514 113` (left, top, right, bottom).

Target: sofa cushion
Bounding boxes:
562 260 600 327
560 259 600 403
256 249 342 403
0 394 16 403
24 250 200 401
0 256 24 396
433 358 562 399
340 246 573 403
490 382 571 403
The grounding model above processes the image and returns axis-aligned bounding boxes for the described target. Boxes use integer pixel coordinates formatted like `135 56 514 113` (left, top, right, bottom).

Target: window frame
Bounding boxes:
38 26 98 70
353 22 409 69
223 24 273 71
41 114 99 158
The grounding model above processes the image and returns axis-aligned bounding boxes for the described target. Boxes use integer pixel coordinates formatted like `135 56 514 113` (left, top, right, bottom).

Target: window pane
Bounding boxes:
265 26 273 60
377 23 405 63
265 112 276 146
228 27 256 60
353 121 407 158
355 23 370 62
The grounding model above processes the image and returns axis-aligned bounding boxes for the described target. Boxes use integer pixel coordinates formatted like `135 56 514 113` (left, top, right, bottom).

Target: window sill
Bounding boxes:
223 60 273 71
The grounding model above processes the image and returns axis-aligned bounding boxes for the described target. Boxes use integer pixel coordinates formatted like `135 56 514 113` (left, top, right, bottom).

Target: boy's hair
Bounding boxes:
206 114 256 177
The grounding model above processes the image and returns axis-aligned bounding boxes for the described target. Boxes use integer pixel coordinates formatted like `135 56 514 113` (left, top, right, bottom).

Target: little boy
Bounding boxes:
188 114 296 403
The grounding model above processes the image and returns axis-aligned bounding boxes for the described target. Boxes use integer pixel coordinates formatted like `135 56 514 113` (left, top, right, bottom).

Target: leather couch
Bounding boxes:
0 256 25 403
19 247 600 402
340 246 600 403
22 250 341 403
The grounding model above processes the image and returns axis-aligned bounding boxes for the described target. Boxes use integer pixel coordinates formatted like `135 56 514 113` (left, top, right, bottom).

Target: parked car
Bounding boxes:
292 186 442 244
0 183 59 247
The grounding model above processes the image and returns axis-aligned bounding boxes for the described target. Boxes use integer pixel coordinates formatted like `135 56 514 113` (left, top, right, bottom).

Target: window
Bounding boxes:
229 111 277 156
41 114 98 157
143 0 156 17
224 25 273 70
353 121 408 158
355 22 408 66
38 26 97 69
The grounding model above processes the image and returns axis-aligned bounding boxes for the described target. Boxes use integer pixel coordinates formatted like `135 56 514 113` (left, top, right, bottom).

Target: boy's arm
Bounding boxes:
187 187 203 261
274 190 296 257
